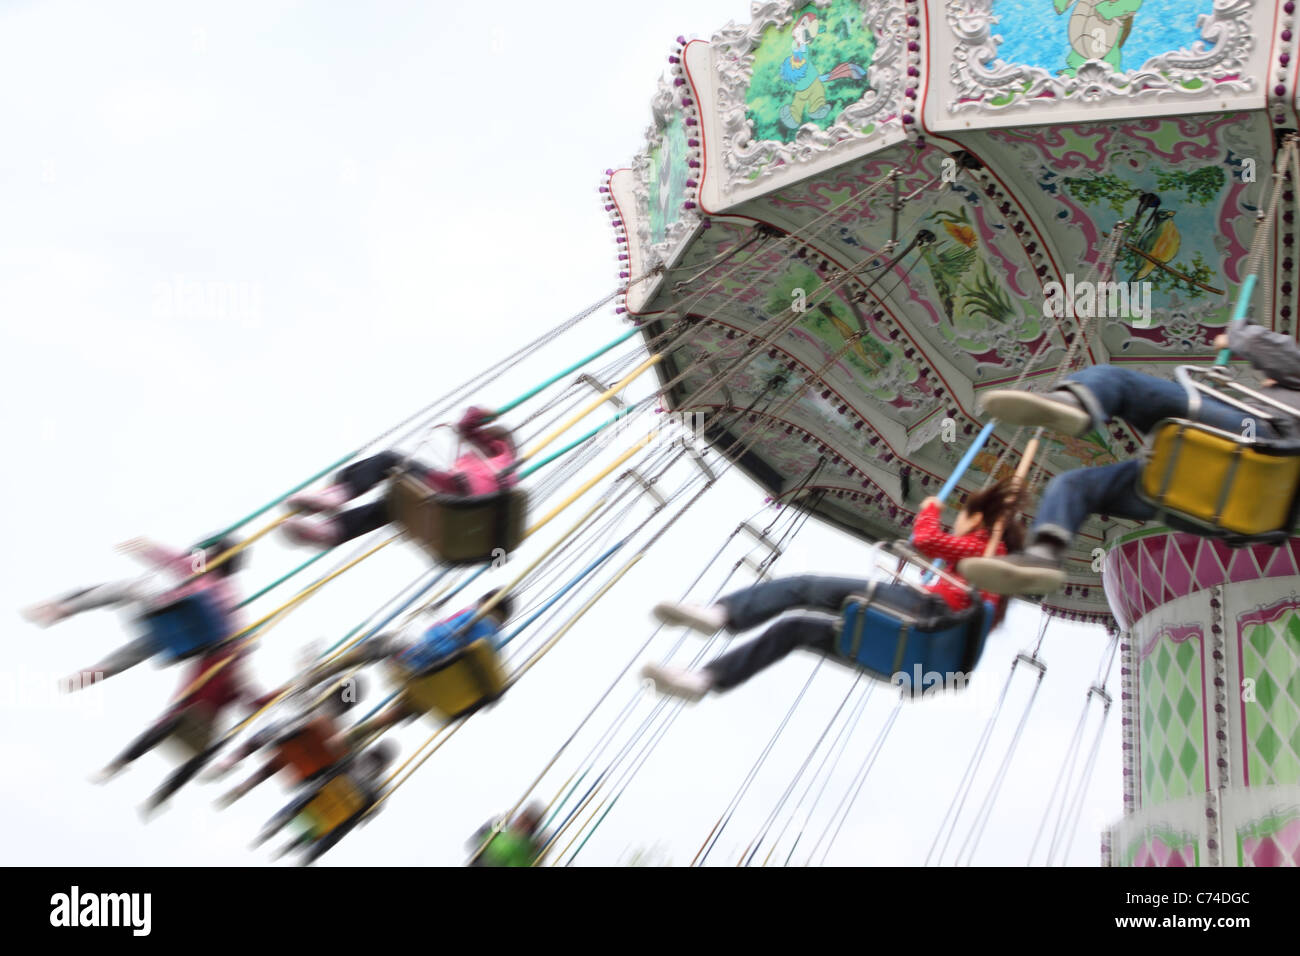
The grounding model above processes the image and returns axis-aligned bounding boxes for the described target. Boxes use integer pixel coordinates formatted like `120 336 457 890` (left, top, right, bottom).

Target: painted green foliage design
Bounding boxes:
648 115 689 246
745 0 876 144
917 206 1038 343
764 265 896 389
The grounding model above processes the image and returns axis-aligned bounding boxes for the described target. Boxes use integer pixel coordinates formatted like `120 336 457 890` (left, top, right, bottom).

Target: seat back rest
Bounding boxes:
1139 418 1300 538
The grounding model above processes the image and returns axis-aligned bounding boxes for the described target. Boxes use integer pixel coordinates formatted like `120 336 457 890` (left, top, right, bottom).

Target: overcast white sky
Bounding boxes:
0 0 1120 866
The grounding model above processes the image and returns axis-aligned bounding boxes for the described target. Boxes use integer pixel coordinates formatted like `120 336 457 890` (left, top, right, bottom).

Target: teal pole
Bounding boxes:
493 327 641 417
235 548 335 609
1215 273 1257 366
517 401 644 479
199 329 640 549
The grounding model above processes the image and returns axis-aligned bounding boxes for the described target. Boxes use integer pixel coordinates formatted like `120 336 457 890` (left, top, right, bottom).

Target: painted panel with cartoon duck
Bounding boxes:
978 116 1250 355
745 1 875 143
1059 170 1226 305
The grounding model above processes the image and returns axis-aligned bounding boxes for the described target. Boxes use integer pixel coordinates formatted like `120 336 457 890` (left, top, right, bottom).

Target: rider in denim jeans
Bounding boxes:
960 324 1300 596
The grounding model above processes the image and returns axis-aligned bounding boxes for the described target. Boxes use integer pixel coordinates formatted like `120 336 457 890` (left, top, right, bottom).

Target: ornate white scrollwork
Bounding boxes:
945 0 1256 115
712 0 904 191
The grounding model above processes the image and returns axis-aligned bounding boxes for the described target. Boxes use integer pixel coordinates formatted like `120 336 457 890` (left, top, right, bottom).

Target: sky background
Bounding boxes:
0 0 1120 866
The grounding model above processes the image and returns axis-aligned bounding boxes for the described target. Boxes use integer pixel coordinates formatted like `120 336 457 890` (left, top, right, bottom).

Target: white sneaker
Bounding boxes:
956 555 1066 596
641 663 714 702
652 601 728 635
979 389 1091 437
90 762 125 785
21 601 66 628
287 484 352 514
281 516 341 548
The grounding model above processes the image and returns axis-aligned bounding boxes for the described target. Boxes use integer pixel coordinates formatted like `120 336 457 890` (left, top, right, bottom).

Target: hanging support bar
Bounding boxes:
579 374 627 410
1086 683 1112 710
687 446 716 482
1014 651 1048 676
625 468 666 508
888 168 901 244
739 521 783 559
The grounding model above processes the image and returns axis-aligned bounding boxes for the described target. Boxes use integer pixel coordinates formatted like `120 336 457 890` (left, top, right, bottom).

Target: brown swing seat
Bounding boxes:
387 471 528 565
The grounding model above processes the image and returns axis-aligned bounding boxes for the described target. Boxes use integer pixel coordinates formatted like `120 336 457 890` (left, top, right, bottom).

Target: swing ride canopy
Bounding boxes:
605 0 1289 627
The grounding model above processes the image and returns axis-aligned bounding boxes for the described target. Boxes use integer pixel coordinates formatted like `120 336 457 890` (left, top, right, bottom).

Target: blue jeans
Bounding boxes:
704 575 948 689
1035 366 1279 542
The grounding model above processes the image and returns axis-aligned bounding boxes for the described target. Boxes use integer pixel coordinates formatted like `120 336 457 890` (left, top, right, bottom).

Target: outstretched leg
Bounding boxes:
960 459 1156 595
719 575 871 631
704 616 838 690
218 761 278 808
97 711 185 781
24 579 149 628
66 633 157 691
982 365 1276 442
288 452 405 513
655 575 870 636
146 737 225 811
643 615 838 701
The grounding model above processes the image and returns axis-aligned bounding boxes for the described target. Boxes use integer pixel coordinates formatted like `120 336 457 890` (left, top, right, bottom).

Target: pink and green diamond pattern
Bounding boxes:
1237 812 1300 866
1239 608 1300 787
1140 631 1207 807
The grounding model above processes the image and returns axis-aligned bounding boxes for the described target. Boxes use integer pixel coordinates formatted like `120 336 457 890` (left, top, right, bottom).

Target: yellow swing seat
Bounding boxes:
1136 367 1300 543
387 471 528 566
302 775 366 834
396 637 507 722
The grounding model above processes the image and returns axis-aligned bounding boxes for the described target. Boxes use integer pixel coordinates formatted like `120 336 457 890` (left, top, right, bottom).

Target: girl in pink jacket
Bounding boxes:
281 406 519 549
23 536 245 689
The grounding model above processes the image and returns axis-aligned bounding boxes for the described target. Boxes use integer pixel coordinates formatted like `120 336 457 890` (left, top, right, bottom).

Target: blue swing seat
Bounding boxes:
140 591 230 662
836 582 995 690
398 612 501 673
